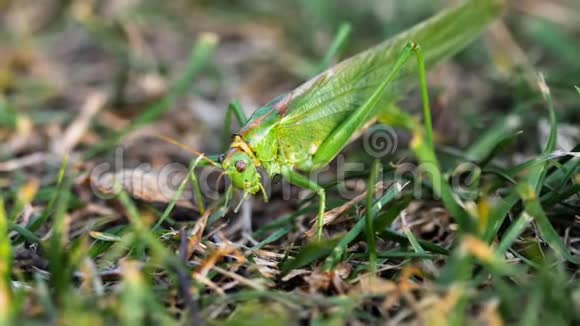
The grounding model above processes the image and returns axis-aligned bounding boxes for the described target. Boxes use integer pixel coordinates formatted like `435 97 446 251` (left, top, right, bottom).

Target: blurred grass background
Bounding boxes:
0 0 579 324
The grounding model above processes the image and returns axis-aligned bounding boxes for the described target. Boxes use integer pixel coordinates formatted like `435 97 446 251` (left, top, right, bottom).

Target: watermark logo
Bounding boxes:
363 124 398 158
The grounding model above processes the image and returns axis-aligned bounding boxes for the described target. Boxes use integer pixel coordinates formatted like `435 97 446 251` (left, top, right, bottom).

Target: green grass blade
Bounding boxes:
520 287 542 326
401 218 439 275
410 132 473 232
540 158 580 207
517 183 578 264
365 160 380 272
0 96 18 130
47 175 72 303
544 149 579 187
223 100 247 152
527 19 580 67
315 22 352 74
541 184 580 207
0 196 13 324
19 156 69 239
323 183 405 271
117 191 173 263
120 261 148 325
466 115 522 162
35 276 56 321
497 212 533 254
377 228 449 255
279 239 339 275
352 251 438 259
189 157 206 215
9 221 41 244
153 157 201 230
89 231 123 242
251 228 290 251
484 190 519 243
527 75 557 192
495 76 578 263
371 195 411 233
253 206 313 236
485 76 560 245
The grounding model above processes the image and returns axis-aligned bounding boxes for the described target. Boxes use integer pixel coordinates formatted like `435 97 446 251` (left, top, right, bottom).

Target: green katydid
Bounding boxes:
193 0 504 239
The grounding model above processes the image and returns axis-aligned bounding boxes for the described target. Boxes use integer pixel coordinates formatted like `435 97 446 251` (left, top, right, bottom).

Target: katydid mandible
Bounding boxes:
204 0 504 239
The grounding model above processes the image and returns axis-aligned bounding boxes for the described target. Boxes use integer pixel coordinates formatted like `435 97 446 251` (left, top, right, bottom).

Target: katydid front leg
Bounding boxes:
280 166 326 240
222 100 248 207
223 100 248 152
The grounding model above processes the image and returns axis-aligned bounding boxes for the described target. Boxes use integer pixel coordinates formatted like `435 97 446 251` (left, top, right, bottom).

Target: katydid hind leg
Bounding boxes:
222 100 249 152
280 167 326 240
413 44 434 147
311 42 416 168
376 45 434 139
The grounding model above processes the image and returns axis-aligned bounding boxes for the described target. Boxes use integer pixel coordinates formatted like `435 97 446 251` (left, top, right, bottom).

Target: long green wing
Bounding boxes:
276 0 504 155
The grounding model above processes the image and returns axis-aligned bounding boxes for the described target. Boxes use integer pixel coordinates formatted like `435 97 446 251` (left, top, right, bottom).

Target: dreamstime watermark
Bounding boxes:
88 131 483 205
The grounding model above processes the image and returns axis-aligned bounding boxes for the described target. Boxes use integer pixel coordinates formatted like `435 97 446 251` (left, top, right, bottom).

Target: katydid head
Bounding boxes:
221 150 263 196
151 133 268 210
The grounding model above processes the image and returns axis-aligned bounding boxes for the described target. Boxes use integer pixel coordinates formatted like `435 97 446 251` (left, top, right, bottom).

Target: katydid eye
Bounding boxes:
235 160 247 172
218 154 225 163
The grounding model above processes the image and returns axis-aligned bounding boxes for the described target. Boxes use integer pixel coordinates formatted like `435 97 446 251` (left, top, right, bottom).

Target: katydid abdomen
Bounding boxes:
220 0 504 238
